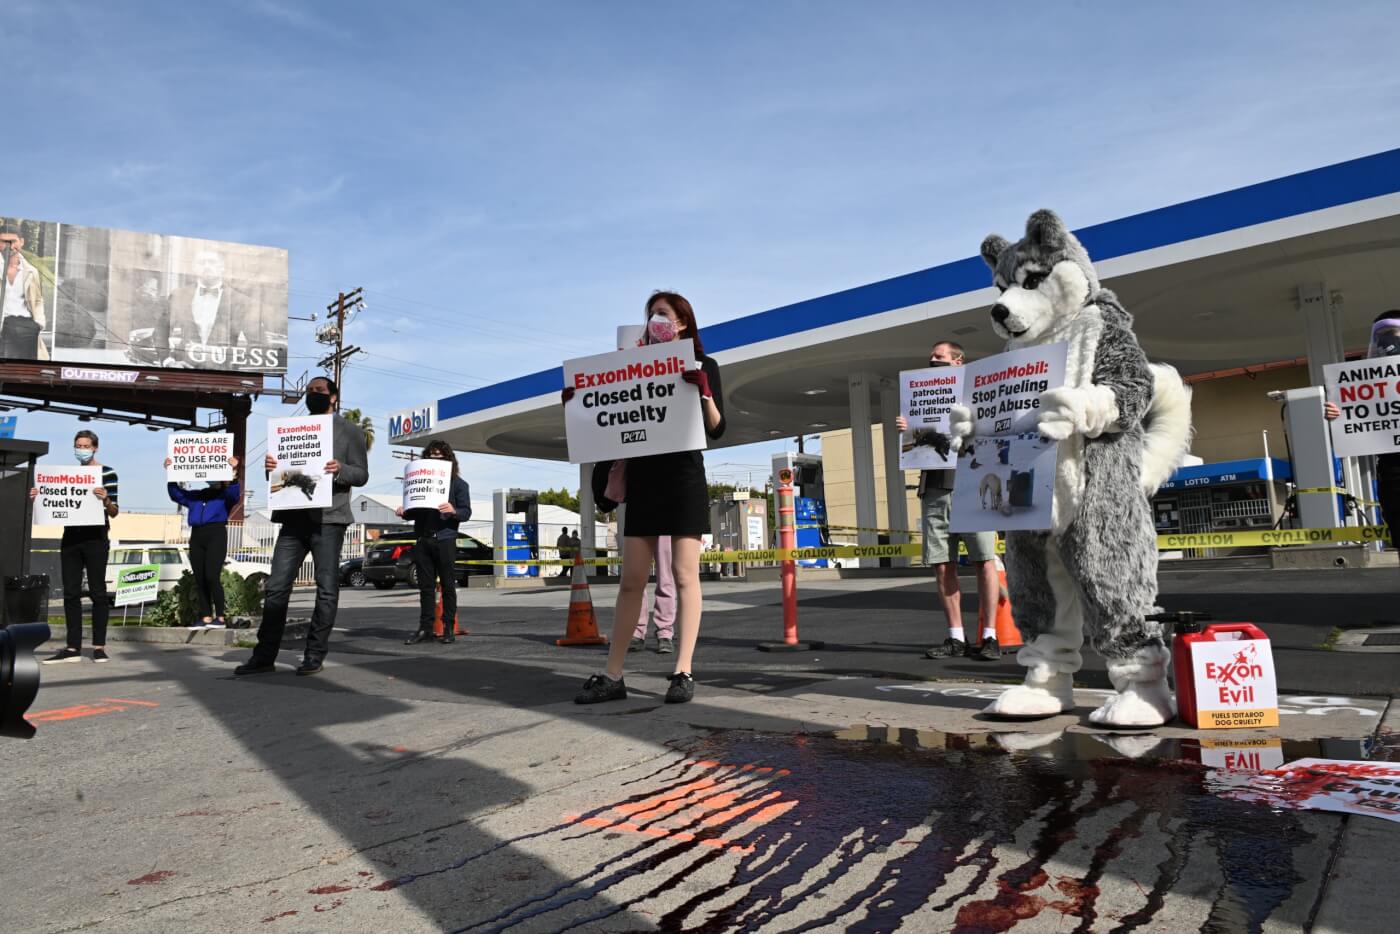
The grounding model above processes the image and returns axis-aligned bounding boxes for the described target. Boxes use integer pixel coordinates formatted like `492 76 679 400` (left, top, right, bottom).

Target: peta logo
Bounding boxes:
387 406 434 441
620 429 647 444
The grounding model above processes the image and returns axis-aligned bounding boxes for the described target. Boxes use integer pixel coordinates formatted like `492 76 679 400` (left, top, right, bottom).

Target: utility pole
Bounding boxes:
317 288 365 412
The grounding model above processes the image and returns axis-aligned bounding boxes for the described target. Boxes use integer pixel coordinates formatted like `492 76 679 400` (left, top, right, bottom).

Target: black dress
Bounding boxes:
623 355 725 537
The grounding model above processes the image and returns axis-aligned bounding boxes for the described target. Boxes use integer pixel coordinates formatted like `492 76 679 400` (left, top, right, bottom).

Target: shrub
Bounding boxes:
221 569 264 618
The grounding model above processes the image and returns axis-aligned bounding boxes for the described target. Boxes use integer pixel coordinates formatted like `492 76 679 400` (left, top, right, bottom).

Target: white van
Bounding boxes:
104 543 272 602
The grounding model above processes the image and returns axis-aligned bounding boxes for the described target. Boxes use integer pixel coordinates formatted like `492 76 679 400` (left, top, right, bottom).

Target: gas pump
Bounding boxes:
771 453 828 568
711 491 769 578
492 488 539 579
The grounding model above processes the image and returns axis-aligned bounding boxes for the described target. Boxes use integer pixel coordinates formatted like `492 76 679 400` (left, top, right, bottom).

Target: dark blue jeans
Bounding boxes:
252 521 346 664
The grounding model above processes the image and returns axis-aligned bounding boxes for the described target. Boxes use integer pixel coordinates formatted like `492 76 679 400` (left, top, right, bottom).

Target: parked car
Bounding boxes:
339 557 366 588
104 543 273 603
361 532 494 589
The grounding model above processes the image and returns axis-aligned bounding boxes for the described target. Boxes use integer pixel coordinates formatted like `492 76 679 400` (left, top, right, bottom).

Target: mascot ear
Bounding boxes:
1025 209 1069 249
980 235 1010 271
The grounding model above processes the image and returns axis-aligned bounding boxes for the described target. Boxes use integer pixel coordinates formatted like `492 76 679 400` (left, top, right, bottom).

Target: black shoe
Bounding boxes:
439 633 456 644
925 638 967 659
574 674 627 705
404 630 431 645
234 660 275 676
665 672 695 704
42 647 82 665
93 649 110 663
975 638 1002 661
296 660 323 676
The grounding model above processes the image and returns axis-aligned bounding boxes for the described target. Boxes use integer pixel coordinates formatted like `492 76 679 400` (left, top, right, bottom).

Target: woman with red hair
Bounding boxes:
563 291 724 704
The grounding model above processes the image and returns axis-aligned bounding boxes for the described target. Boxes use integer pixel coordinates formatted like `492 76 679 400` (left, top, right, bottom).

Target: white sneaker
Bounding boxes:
206 621 227 630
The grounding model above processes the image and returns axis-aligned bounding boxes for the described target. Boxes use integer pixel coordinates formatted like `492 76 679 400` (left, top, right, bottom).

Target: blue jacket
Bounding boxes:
168 481 242 527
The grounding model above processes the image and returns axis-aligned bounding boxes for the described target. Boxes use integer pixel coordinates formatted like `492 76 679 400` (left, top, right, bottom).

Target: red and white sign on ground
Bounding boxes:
1222 759 1400 824
1190 635 1279 729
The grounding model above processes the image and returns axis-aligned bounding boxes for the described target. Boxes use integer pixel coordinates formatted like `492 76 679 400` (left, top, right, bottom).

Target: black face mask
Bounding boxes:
928 359 952 368
305 391 333 414
1378 340 1400 358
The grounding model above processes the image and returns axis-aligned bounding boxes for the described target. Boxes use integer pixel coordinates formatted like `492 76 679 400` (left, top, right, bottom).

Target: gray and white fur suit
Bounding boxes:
948 210 1193 727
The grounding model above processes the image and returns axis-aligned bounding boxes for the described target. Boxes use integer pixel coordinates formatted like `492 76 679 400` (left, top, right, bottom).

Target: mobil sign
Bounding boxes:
388 404 434 442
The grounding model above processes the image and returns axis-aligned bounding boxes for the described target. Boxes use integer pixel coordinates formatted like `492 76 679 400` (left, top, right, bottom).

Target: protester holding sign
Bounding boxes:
395 440 472 646
1325 310 1400 543
31 430 119 663
237 376 368 677
894 341 1002 661
563 291 724 705
165 453 241 628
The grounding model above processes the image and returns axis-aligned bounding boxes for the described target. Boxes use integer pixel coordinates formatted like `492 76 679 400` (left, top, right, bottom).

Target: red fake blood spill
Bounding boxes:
357 871 373 877
371 880 399 892
261 910 297 923
127 870 177 885
1048 876 1100 917
308 885 352 895
953 873 1050 931
391 746 408 753
313 899 345 913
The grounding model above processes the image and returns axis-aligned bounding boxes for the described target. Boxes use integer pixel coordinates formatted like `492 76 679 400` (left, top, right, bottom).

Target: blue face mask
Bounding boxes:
74 448 95 464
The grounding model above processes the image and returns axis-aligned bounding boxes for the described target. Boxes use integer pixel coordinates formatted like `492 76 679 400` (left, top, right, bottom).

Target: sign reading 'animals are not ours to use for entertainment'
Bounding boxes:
562 343 706 464
950 343 1067 533
266 415 332 511
1323 358 1400 458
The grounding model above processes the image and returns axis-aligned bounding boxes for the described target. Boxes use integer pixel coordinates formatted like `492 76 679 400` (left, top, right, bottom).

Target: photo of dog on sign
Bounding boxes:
951 433 1057 533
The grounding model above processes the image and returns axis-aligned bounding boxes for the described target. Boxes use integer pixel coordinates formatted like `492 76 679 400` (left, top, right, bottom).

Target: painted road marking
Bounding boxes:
27 697 160 723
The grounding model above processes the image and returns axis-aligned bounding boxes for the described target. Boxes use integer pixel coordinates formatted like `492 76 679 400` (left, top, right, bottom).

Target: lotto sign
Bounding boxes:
114 564 161 607
562 343 706 464
1190 636 1279 729
1323 358 1400 457
166 432 233 482
402 459 452 512
33 466 105 526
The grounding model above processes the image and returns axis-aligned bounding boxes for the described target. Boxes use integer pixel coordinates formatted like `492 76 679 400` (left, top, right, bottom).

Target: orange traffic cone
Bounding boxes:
976 557 1022 649
431 583 468 637
557 553 607 646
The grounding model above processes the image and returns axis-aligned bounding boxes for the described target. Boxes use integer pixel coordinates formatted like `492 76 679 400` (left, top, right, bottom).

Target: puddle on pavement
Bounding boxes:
832 723 1375 771
430 729 1363 933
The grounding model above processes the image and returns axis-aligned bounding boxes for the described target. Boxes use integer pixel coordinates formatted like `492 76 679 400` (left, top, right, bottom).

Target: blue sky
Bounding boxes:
7 0 1400 511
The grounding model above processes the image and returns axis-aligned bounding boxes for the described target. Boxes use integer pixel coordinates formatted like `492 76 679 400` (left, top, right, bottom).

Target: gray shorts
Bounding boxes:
921 488 998 565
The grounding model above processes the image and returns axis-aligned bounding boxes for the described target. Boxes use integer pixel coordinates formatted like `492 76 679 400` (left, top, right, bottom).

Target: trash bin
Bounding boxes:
3 574 50 626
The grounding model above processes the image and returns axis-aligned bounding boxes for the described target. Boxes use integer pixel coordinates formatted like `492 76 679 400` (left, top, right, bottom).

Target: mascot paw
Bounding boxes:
948 404 975 449
984 673 1075 719
1038 385 1120 440
1087 678 1175 728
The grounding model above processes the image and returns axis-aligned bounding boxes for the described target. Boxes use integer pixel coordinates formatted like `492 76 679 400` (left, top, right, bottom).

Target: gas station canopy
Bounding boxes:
399 148 1400 460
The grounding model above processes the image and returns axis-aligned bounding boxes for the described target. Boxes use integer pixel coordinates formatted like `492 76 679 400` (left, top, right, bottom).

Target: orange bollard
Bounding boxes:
556 553 607 646
431 582 468 637
975 559 1022 649
758 467 822 652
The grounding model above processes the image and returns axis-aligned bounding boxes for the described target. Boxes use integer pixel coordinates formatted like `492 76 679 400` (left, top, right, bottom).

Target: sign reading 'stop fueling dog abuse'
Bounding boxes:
562 343 706 464
33 466 106 526
267 415 332 511
1323 359 1400 458
898 366 963 471
950 343 1067 533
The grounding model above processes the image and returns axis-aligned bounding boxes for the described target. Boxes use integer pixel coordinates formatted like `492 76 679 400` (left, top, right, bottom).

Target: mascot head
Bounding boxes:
980 210 1099 343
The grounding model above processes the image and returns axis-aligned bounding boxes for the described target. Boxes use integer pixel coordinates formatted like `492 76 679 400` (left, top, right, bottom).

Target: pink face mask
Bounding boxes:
647 314 677 343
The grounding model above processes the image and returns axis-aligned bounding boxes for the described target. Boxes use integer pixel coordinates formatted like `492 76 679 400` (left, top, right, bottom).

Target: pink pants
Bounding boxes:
633 535 676 639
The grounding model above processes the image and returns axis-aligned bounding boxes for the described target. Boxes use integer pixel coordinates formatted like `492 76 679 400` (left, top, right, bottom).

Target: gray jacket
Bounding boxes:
272 414 369 526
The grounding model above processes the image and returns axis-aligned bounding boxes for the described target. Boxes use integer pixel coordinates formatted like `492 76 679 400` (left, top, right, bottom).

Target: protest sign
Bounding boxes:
562 343 706 464
1188 634 1279 729
898 366 963 471
1221 759 1400 824
33 466 106 526
402 458 453 513
114 564 161 607
267 415 332 511
1323 358 1400 457
166 432 233 482
950 343 1067 532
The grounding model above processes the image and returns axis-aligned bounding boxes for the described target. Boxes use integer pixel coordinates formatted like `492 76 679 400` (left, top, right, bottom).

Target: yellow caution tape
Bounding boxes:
1294 486 1346 495
1155 525 1390 549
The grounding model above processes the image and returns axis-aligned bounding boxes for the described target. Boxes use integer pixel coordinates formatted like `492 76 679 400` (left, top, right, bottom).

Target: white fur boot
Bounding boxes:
985 546 1082 719
1088 644 1175 727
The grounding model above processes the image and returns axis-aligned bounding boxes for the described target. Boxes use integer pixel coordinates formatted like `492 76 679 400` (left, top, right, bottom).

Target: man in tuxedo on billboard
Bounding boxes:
159 249 261 368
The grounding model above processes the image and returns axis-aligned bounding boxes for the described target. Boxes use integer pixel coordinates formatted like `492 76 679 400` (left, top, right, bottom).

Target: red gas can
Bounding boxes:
1173 621 1276 729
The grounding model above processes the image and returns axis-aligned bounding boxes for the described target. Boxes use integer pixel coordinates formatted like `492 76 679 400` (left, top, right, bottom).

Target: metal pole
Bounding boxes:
758 467 821 652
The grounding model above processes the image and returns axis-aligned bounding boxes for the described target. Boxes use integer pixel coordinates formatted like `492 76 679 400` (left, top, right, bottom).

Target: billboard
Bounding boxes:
0 216 287 373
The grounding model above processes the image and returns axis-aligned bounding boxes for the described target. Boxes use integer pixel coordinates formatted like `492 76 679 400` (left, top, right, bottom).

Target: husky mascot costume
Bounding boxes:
949 210 1193 727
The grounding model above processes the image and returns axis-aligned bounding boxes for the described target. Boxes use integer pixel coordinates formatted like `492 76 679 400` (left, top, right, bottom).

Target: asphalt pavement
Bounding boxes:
7 566 1398 932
